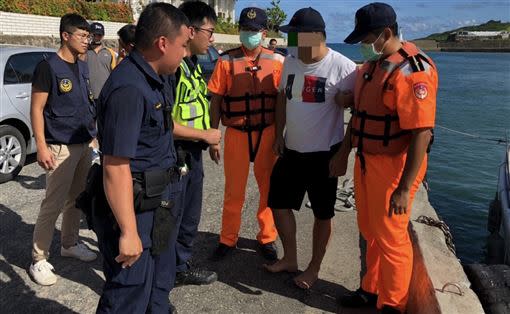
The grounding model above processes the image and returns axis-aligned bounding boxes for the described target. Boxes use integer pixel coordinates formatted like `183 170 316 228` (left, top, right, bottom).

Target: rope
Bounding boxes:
436 124 508 145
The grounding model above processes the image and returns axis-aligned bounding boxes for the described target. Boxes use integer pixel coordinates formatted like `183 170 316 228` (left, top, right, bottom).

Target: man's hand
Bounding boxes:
209 143 221 164
272 135 285 156
329 149 349 177
388 186 410 217
202 128 221 145
334 90 354 109
115 230 143 268
37 146 56 170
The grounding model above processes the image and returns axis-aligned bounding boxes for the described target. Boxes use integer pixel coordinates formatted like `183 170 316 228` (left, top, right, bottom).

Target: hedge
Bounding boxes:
0 0 133 23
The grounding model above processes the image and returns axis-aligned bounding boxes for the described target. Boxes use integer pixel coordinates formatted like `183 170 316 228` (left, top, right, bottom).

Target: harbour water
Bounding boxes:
331 43 510 263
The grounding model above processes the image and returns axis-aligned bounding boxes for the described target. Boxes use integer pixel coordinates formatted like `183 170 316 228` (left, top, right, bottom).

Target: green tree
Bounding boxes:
266 0 286 33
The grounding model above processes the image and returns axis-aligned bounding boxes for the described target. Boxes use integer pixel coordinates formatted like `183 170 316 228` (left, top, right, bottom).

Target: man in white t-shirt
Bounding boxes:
264 8 357 290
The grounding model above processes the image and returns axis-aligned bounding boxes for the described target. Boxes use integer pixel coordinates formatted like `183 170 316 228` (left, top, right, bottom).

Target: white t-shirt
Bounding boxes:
279 48 357 153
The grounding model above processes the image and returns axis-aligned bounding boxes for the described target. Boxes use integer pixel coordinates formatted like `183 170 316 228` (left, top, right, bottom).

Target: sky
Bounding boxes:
234 0 510 42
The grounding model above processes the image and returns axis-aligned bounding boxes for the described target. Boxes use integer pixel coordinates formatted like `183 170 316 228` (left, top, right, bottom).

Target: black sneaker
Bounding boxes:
258 242 278 261
210 243 235 261
381 305 402 314
175 268 218 286
339 288 378 307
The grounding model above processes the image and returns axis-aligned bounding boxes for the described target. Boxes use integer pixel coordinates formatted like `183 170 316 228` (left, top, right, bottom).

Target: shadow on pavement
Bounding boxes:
0 259 79 314
0 204 105 303
192 231 350 313
13 173 46 190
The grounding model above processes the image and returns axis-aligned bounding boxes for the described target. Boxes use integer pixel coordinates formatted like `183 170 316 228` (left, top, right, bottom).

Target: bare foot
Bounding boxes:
263 258 298 273
293 268 319 290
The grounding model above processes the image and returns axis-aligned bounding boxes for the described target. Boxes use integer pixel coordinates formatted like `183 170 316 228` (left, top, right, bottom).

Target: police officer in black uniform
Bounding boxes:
94 3 190 313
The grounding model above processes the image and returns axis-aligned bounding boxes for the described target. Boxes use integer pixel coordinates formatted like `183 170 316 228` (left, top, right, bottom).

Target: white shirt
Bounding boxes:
279 48 357 153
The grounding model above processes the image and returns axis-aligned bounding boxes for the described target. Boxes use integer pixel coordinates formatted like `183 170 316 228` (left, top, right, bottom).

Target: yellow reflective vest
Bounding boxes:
172 57 210 130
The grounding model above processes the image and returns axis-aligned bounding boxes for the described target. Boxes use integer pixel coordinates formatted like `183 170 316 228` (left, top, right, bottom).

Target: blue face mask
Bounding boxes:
240 31 262 50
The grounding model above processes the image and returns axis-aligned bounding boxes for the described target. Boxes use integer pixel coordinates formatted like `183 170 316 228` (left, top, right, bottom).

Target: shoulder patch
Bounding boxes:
413 82 428 100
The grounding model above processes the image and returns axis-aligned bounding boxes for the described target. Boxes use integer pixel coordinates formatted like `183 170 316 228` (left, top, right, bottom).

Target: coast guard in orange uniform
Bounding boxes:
330 3 438 313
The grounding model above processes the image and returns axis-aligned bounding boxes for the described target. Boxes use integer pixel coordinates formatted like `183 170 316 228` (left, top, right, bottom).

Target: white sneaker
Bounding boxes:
61 243 97 262
30 260 57 286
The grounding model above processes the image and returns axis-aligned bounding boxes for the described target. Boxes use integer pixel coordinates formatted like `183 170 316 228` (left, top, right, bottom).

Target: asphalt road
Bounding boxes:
0 152 375 314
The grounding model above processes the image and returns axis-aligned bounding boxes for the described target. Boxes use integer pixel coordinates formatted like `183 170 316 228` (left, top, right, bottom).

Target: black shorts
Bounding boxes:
268 143 340 220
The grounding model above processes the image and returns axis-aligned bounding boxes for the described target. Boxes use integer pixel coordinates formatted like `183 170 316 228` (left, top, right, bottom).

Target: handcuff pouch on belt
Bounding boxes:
132 168 179 255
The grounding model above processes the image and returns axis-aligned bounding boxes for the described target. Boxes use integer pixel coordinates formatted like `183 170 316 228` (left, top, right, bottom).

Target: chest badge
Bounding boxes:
59 78 73 93
154 102 162 110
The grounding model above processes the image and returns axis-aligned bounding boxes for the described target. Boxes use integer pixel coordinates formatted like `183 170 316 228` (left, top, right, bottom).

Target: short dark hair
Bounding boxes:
135 3 190 50
371 22 399 38
269 39 277 44
178 0 217 27
117 24 136 45
59 13 89 43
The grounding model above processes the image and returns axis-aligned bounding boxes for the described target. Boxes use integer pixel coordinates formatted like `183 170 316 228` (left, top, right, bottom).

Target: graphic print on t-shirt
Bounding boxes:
302 75 326 103
285 74 295 100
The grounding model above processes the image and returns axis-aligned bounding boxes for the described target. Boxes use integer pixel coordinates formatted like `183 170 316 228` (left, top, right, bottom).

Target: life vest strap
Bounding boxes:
224 93 277 102
352 108 399 122
351 129 411 141
223 108 275 118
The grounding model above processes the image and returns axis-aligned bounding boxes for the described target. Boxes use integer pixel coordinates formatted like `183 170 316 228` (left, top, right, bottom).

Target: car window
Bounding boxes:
3 52 47 85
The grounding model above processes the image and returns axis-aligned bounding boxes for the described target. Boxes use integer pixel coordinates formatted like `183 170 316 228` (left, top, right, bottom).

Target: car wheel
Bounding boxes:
0 125 27 183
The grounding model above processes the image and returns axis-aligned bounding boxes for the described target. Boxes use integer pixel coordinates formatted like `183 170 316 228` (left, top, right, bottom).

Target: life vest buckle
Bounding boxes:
245 66 261 72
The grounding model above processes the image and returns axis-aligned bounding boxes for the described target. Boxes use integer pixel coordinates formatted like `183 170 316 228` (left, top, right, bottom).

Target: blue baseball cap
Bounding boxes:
239 7 267 30
344 2 396 44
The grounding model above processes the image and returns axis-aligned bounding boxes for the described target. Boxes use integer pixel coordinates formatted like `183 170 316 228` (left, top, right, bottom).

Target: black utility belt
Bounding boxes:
132 168 179 212
175 140 208 152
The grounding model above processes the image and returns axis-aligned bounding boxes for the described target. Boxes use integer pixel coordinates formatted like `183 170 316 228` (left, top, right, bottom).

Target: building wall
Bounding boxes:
0 11 127 39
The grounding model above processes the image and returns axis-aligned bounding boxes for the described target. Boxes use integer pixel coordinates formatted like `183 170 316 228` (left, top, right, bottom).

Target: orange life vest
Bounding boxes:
351 42 435 162
220 47 279 130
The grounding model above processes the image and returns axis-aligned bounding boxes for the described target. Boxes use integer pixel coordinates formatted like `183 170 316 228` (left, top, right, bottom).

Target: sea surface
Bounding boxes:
330 43 510 263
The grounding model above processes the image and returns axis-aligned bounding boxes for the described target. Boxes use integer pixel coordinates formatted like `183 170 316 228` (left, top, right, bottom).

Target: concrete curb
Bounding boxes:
408 187 484 313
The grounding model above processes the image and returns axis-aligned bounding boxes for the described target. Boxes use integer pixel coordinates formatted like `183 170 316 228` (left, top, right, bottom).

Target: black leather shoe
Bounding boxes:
175 268 218 286
258 242 278 261
381 305 402 314
210 243 234 261
339 288 378 307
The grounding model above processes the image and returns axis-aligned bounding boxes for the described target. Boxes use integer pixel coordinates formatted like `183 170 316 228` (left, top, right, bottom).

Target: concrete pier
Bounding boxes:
0 131 483 313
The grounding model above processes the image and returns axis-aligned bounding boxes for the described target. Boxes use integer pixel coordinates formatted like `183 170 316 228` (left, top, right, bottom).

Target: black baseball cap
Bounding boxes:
279 7 325 33
238 7 267 30
90 22 105 36
344 2 396 44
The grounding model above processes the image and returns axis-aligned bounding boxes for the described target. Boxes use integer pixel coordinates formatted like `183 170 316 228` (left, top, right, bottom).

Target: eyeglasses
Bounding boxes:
68 32 91 42
193 27 214 38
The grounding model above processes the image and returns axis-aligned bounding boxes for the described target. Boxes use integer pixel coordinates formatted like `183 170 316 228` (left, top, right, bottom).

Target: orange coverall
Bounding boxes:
353 44 438 311
208 49 283 246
